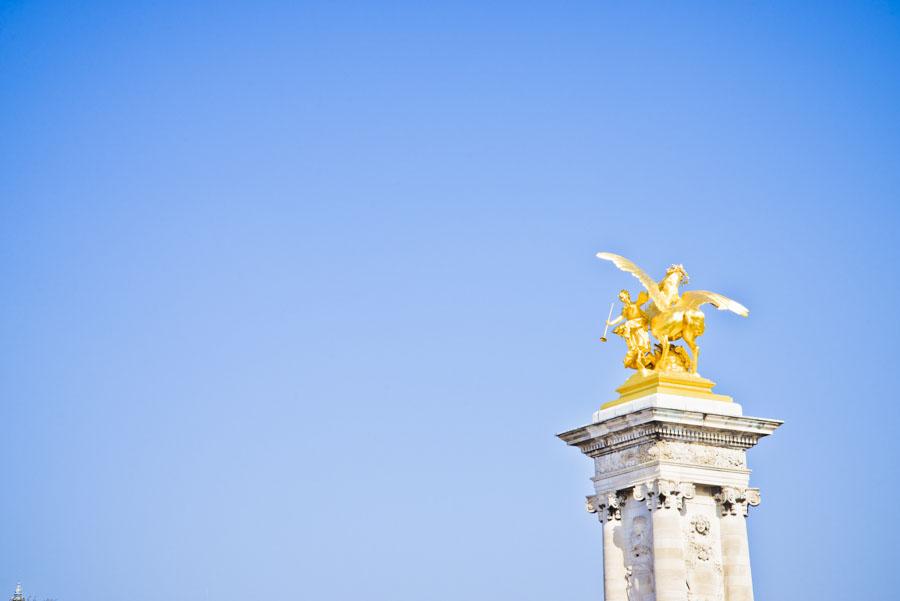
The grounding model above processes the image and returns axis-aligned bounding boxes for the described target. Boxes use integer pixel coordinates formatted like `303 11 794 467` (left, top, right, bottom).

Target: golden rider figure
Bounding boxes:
606 289 652 370
596 252 750 375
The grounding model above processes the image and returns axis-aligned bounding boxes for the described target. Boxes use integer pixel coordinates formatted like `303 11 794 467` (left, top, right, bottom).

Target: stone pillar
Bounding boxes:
716 487 760 601
604 516 628 601
558 371 781 601
589 492 628 601
635 480 694 601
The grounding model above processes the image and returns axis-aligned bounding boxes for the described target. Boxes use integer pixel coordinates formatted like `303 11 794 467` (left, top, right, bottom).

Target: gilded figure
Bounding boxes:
606 289 652 370
597 252 749 374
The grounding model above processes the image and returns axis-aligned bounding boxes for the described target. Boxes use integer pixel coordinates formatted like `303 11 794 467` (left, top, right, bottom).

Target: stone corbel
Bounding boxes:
633 479 695 511
586 491 628 523
714 486 761 517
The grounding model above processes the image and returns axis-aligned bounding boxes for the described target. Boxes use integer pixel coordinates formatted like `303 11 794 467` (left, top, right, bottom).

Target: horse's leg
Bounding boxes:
657 335 670 371
683 328 699 373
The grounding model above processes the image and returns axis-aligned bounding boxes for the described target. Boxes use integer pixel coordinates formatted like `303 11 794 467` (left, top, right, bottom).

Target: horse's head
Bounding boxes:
663 264 689 289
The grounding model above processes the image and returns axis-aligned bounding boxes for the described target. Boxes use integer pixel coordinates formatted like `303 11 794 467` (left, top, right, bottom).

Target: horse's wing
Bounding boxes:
596 252 666 310
680 290 749 317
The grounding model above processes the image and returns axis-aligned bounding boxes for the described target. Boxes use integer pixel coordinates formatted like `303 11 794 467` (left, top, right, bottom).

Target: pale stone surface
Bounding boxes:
560 392 781 601
593 393 744 423
603 515 629 601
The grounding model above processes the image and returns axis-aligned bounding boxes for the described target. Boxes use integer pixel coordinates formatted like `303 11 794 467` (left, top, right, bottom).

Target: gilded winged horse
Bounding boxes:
596 252 749 374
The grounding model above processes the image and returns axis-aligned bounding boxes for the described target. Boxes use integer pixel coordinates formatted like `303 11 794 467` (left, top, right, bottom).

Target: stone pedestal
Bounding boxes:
558 372 781 601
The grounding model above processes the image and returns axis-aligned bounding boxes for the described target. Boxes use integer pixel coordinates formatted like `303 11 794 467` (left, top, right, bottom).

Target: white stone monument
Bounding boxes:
564 252 783 600
559 371 782 601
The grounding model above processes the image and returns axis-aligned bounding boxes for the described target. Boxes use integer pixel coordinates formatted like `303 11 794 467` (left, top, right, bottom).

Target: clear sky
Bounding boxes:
1 1 899 599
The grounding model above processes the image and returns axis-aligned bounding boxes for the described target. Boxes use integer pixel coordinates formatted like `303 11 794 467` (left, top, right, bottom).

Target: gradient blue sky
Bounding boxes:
2 1 899 599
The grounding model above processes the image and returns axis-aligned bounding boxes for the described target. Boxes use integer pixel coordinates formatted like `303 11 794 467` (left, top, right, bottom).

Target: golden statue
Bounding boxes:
597 252 749 375
606 289 652 370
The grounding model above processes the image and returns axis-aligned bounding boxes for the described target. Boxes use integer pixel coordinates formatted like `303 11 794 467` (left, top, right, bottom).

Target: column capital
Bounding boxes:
586 490 628 523
715 486 761 517
633 479 695 511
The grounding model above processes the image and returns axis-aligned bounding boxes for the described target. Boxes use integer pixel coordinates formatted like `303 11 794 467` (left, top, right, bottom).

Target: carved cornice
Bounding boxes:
633 479 695 511
579 422 761 458
714 486 761 517
557 407 782 460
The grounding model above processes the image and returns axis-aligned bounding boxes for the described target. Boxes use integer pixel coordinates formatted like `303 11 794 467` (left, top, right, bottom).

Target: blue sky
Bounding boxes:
1 1 899 599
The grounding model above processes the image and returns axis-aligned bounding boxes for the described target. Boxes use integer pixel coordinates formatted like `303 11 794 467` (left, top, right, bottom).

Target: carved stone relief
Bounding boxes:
633 479 695 511
595 444 651 473
595 441 746 476
691 514 711 535
714 486 761 517
683 512 723 601
586 491 628 523
648 441 746 469
625 515 655 601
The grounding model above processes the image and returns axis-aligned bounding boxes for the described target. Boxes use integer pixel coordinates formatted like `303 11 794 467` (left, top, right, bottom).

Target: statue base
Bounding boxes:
602 370 733 410
559 383 781 601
